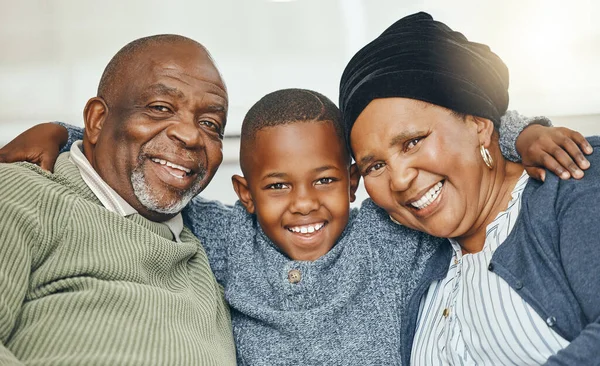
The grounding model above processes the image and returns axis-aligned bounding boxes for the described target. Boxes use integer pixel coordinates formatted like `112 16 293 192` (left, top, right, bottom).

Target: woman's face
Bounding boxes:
350 97 492 239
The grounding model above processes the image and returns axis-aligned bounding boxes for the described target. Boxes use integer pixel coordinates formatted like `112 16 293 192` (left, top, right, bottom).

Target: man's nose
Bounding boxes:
166 116 204 149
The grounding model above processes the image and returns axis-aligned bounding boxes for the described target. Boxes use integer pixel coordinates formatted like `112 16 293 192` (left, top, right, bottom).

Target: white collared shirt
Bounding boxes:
411 172 569 365
69 140 183 242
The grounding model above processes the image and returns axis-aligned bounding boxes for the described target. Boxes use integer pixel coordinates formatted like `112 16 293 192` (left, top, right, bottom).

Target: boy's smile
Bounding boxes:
233 121 359 261
286 222 325 234
284 218 329 251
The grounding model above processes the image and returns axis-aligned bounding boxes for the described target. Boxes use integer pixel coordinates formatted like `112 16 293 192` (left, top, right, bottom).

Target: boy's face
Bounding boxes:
233 121 359 261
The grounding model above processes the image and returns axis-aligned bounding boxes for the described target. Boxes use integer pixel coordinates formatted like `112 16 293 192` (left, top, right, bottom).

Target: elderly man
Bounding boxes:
0 35 236 364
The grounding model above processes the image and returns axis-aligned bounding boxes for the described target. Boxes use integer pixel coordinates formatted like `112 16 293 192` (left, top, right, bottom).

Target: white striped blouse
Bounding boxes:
410 172 569 365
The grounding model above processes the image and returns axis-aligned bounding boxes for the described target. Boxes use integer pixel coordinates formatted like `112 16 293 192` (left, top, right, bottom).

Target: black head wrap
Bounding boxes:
339 12 509 145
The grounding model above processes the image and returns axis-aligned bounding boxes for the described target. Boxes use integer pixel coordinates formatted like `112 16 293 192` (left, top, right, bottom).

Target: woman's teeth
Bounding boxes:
411 181 443 210
288 223 325 234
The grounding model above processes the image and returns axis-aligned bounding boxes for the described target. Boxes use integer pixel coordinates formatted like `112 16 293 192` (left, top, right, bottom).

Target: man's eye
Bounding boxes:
199 120 223 135
315 177 335 185
267 183 289 190
149 105 172 113
405 137 423 151
365 162 386 176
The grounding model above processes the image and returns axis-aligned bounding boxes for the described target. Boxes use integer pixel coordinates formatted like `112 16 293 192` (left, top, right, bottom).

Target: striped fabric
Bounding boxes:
69 140 184 242
411 172 569 365
0 154 236 365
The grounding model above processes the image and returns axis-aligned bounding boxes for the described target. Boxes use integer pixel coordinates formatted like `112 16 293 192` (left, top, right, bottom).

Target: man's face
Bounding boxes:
89 41 227 221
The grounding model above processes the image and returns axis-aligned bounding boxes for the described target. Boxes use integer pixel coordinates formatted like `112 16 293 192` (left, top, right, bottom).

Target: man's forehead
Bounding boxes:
142 71 227 106
122 41 214 77
140 81 228 110
120 51 227 101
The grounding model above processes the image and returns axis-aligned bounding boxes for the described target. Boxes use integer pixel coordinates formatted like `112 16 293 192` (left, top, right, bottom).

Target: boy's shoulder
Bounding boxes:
186 196 233 211
183 197 256 237
350 198 418 237
346 198 446 255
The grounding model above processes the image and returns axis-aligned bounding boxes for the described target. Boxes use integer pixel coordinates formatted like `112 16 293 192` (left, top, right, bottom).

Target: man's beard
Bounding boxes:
130 160 207 215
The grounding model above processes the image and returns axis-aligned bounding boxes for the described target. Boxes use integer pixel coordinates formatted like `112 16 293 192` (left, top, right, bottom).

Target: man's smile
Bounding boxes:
151 157 192 178
147 155 202 190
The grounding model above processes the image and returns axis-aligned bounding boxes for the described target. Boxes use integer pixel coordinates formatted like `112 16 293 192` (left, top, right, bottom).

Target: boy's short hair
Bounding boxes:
240 89 350 166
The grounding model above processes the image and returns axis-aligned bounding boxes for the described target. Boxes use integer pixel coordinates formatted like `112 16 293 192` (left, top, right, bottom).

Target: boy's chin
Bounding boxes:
282 233 334 261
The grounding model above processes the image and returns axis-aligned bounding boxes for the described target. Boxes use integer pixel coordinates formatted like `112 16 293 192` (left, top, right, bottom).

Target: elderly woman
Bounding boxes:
340 12 600 365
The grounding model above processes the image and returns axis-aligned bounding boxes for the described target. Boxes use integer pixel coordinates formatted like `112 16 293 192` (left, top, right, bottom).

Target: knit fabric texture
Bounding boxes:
0 154 236 365
184 198 446 365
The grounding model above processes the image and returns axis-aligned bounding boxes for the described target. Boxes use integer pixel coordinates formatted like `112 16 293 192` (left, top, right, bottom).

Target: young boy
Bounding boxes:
0 89 591 365
187 89 439 364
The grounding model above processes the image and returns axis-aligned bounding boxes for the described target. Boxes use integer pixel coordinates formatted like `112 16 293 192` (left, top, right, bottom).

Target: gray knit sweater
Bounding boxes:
184 198 445 365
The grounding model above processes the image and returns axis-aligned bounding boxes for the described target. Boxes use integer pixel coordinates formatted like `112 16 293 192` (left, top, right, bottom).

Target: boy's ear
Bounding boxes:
232 174 255 213
348 163 361 203
471 116 495 148
83 97 109 145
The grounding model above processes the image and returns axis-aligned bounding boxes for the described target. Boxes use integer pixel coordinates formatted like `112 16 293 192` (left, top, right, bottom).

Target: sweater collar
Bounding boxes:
66 141 183 242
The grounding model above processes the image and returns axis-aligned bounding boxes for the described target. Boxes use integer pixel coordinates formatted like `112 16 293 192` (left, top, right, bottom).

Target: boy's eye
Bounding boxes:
365 162 386 177
315 177 336 185
266 182 289 190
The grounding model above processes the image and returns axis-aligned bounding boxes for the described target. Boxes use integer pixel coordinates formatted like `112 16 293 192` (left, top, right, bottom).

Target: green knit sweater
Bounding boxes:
0 154 236 365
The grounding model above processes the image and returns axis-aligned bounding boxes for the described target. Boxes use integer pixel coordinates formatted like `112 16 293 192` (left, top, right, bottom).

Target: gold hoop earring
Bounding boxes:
480 145 494 169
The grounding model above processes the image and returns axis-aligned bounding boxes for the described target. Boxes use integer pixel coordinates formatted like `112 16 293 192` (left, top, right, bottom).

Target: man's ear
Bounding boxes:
232 174 255 213
472 116 496 148
349 163 361 203
83 97 109 145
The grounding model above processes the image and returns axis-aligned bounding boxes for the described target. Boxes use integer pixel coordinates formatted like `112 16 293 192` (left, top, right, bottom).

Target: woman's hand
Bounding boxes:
0 123 68 172
516 124 593 181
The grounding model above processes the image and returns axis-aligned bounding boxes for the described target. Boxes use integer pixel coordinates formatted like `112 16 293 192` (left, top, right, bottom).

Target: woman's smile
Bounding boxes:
408 181 444 210
402 180 445 219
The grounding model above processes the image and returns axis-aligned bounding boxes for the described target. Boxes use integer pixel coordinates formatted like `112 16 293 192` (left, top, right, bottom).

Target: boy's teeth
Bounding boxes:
151 158 191 174
411 181 443 210
288 223 325 234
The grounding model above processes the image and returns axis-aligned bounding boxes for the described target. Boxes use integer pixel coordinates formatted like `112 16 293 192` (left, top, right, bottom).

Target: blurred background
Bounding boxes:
1 0 598 204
